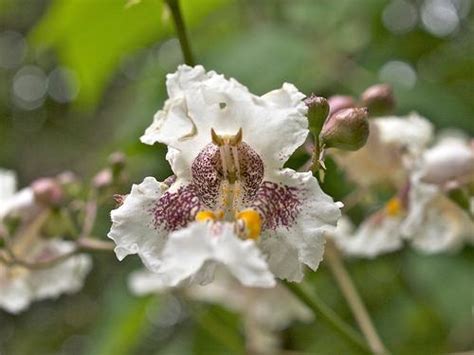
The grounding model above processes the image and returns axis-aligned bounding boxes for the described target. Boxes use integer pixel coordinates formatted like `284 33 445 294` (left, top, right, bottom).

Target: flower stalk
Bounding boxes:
164 0 196 66
282 281 371 354
325 241 389 355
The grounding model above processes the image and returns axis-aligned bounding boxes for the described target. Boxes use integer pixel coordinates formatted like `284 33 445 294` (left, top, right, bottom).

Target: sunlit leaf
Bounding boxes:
30 0 230 107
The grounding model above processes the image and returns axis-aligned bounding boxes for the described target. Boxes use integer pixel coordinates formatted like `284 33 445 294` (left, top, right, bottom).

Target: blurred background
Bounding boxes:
0 0 473 354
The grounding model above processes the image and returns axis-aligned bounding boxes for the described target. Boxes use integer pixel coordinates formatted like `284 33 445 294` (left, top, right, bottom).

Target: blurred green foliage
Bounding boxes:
31 0 229 106
0 0 473 354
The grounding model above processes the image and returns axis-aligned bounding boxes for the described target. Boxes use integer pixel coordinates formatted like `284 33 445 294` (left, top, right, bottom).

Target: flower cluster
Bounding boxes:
330 111 473 257
0 169 91 313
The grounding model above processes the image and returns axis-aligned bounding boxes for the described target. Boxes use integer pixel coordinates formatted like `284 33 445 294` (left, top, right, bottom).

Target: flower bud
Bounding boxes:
57 171 78 185
108 152 126 169
92 169 113 189
328 95 356 116
361 84 395 117
320 107 369 151
420 138 474 186
31 177 63 206
113 194 125 207
108 152 126 179
304 94 329 137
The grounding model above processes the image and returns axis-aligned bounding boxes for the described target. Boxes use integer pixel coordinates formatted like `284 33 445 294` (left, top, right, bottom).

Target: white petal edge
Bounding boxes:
154 222 275 288
0 240 92 314
260 169 342 281
335 214 404 259
108 177 169 272
140 65 308 180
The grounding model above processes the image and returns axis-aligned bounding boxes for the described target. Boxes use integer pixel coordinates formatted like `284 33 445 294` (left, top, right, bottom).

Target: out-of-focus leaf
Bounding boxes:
192 304 245 355
30 0 230 107
85 278 158 355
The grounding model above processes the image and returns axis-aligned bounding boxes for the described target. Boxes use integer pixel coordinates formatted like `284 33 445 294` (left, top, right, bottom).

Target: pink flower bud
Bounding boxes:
93 169 113 189
108 152 126 168
361 84 395 116
113 194 125 207
328 95 356 116
31 177 63 206
321 107 369 151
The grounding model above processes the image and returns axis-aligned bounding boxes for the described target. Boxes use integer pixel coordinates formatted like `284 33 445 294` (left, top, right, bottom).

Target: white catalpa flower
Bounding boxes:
332 113 433 188
331 198 405 258
129 269 312 354
0 239 92 314
401 135 474 253
109 65 341 288
333 135 474 257
0 169 92 314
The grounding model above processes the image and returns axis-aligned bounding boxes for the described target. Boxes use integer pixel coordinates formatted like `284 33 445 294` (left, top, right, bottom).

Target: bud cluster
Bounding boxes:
305 83 396 159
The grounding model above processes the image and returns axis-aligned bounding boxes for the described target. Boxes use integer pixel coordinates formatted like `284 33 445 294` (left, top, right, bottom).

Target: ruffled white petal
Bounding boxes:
154 222 275 288
401 133 474 253
408 199 472 253
29 241 92 299
374 112 433 154
333 214 404 258
402 178 473 253
0 240 91 314
0 187 35 220
141 65 308 179
108 177 169 271
0 276 31 314
259 170 341 281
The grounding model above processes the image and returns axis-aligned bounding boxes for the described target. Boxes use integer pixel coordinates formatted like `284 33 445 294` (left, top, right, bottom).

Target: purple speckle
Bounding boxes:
149 140 301 233
251 181 301 230
191 143 222 208
237 142 264 203
152 184 203 231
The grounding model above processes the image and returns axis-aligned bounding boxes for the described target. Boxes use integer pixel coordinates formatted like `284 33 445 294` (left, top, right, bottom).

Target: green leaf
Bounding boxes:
30 0 230 107
85 279 158 355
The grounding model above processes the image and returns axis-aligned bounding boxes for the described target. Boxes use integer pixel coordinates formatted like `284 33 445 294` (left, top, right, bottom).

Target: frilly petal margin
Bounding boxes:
0 240 92 314
108 177 169 272
332 215 404 259
140 65 308 180
152 222 275 288
259 170 342 281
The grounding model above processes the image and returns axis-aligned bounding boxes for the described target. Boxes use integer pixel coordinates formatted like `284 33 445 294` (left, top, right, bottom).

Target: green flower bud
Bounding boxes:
320 107 369 151
109 152 126 178
304 94 329 137
361 84 395 117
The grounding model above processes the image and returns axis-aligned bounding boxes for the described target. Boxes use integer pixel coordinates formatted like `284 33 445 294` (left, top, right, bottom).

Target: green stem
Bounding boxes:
325 242 389 354
283 281 371 354
165 0 196 66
